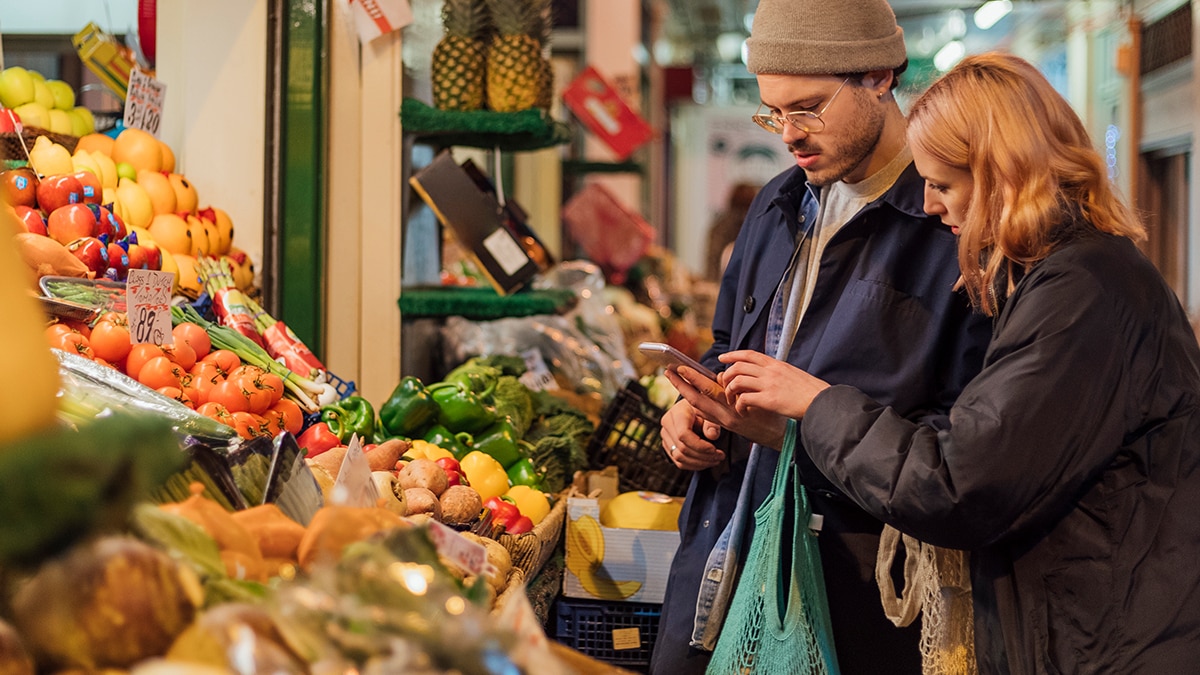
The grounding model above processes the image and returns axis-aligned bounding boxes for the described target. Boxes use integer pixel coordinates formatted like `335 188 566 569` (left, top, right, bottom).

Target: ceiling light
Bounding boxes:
934 40 967 72
974 0 1013 30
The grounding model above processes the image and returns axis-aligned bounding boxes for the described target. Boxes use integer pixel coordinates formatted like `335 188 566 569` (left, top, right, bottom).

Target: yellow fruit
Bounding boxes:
75 133 115 157
158 248 180 293
172 254 203 298
169 174 198 215
224 248 255 291
186 215 211 257
112 128 163 173
210 207 234 255
28 135 74 177
0 207 61 446
148 213 193 256
160 142 176 174
137 169 177 215
600 491 682 531
46 109 73 135
90 150 118 189
115 177 155 230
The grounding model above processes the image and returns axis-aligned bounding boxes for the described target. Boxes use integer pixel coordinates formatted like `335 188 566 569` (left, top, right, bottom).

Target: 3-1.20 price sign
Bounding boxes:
126 269 175 346
123 66 167 137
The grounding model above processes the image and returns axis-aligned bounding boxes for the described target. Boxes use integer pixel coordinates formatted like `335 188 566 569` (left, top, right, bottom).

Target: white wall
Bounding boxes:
155 0 267 274
0 2 138 36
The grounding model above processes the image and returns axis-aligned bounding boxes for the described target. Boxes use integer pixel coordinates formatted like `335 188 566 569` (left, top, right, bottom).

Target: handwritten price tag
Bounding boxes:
123 66 166 137
518 348 558 391
426 520 490 576
126 269 175 345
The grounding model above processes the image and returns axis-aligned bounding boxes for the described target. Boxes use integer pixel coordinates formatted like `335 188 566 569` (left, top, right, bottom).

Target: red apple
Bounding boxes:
103 207 127 240
125 241 149 271
13 204 46 235
0 108 20 133
139 239 162 271
72 170 102 205
0 167 38 208
35 174 83 213
47 203 99 245
66 236 109 276
106 241 130 280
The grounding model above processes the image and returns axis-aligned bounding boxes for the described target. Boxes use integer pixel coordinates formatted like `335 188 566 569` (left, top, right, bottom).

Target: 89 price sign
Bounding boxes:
123 67 167 137
126 269 175 346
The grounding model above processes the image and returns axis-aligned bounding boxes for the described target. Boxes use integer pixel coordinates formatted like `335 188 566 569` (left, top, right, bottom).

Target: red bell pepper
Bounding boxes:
435 457 470 487
298 421 341 457
484 495 521 531
506 514 534 535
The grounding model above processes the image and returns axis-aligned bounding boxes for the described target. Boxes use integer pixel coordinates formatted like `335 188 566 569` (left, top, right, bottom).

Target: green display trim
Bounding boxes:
400 98 572 151
278 0 327 356
398 286 577 320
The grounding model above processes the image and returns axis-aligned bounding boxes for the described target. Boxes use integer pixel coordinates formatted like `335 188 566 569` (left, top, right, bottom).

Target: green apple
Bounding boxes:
13 101 49 130
32 80 54 110
27 69 45 84
115 162 138 182
0 67 35 109
45 80 75 110
47 109 73 135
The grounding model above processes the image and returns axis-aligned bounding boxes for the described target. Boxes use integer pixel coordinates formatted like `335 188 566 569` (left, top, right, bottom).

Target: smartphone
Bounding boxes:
638 341 719 382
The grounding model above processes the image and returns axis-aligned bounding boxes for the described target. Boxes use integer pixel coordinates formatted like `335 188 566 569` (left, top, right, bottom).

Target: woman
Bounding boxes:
682 52 1200 673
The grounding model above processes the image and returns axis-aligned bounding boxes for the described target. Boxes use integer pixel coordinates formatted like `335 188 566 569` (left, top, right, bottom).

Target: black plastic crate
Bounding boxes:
587 380 690 496
553 597 662 668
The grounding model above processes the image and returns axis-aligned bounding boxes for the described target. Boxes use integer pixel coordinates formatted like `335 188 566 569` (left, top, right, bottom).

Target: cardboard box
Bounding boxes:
563 469 681 604
409 150 550 296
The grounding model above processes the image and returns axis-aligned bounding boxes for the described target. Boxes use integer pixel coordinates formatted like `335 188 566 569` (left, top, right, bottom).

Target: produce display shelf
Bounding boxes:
400 98 572 152
398 286 577 321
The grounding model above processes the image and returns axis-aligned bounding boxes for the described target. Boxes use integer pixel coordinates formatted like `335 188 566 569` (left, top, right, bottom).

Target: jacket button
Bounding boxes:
743 296 755 312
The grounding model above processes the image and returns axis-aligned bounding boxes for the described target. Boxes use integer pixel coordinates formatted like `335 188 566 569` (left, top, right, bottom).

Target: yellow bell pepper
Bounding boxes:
506 484 551 525
459 450 509 501
402 439 455 462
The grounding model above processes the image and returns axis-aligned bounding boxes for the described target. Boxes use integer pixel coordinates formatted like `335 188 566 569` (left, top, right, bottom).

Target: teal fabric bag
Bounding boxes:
707 418 840 674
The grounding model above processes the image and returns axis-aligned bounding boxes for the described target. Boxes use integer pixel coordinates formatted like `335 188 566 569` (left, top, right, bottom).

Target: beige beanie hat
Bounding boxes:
745 0 907 75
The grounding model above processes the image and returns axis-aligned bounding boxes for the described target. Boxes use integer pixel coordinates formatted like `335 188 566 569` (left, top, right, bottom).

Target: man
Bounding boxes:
648 2 992 673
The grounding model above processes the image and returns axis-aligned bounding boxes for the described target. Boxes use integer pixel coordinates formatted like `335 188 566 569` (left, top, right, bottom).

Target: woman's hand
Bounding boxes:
665 365 790 450
717 350 831 419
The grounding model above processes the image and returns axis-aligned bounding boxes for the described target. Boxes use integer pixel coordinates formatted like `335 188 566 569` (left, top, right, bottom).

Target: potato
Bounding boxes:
396 458 449 496
403 487 442 521
439 485 482 525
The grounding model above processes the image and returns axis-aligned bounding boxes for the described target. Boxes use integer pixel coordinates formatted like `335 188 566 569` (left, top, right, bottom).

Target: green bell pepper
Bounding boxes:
429 381 497 434
472 417 523 469
379 376 440 437
319 395 377 443
506 457 544 490
422 424 475 461
443 361 503 402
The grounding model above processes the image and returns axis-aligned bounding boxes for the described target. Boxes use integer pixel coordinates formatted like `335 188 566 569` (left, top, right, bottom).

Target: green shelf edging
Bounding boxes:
398 286 577 321
400 98 572 151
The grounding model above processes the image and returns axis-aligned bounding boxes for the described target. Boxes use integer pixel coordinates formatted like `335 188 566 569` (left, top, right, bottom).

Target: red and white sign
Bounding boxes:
562 66 654 161
343 0 413 44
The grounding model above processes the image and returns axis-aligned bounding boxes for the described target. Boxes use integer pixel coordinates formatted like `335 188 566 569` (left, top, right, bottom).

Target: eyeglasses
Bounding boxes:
751 77 851 135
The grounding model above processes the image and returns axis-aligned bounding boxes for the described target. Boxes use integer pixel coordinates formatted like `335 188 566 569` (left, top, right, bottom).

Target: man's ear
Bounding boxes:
862 69 894 92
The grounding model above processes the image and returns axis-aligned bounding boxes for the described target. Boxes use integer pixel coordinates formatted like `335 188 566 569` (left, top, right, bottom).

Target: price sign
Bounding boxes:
519 348 558 391
126 269 175 345
123 66 166 137
426 519 490 576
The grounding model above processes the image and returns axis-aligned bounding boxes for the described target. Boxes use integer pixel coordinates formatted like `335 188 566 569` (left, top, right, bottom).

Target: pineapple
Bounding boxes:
529 0 554 110
484 0 552 112
431 0 489 111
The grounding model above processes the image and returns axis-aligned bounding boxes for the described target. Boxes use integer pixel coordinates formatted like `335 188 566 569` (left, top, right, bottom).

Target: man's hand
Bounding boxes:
665 365 791 450
660 395 725 471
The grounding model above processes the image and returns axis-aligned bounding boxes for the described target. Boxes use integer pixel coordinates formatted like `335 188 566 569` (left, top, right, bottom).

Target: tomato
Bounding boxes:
178 373 202 406
48 330 93 359
45 323 77 342
267 398 305 435
162 340 197 371
230 411 267 440
88 320 132 364
126 343 166 380
229 364 266 381
58 318 92 338
172 322 212 361
207 378 252 414
138 355 185 391
196 401 234 427
260 408 288 436
156 385 194 409
232 374 273 415
201 349 241 377
257 372 285 406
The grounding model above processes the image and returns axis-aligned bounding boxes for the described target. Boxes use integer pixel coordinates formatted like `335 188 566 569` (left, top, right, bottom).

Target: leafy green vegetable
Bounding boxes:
523 391 594 493
492 376 534 437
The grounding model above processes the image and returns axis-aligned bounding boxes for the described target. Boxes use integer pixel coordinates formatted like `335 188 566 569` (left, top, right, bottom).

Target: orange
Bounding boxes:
111 128 163 173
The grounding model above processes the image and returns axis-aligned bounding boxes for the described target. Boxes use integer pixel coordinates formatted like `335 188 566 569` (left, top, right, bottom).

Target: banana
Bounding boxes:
565 515 644 600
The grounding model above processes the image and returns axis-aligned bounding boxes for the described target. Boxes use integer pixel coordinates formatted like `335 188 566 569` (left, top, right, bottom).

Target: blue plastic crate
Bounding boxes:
554 597 662 669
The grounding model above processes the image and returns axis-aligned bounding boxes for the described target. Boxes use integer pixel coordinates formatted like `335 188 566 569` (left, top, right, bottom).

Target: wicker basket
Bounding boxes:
496 493 567 579
0 127 80 162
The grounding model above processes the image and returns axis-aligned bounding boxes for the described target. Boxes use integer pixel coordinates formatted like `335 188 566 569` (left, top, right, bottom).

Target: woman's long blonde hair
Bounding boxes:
906 52 1145 315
